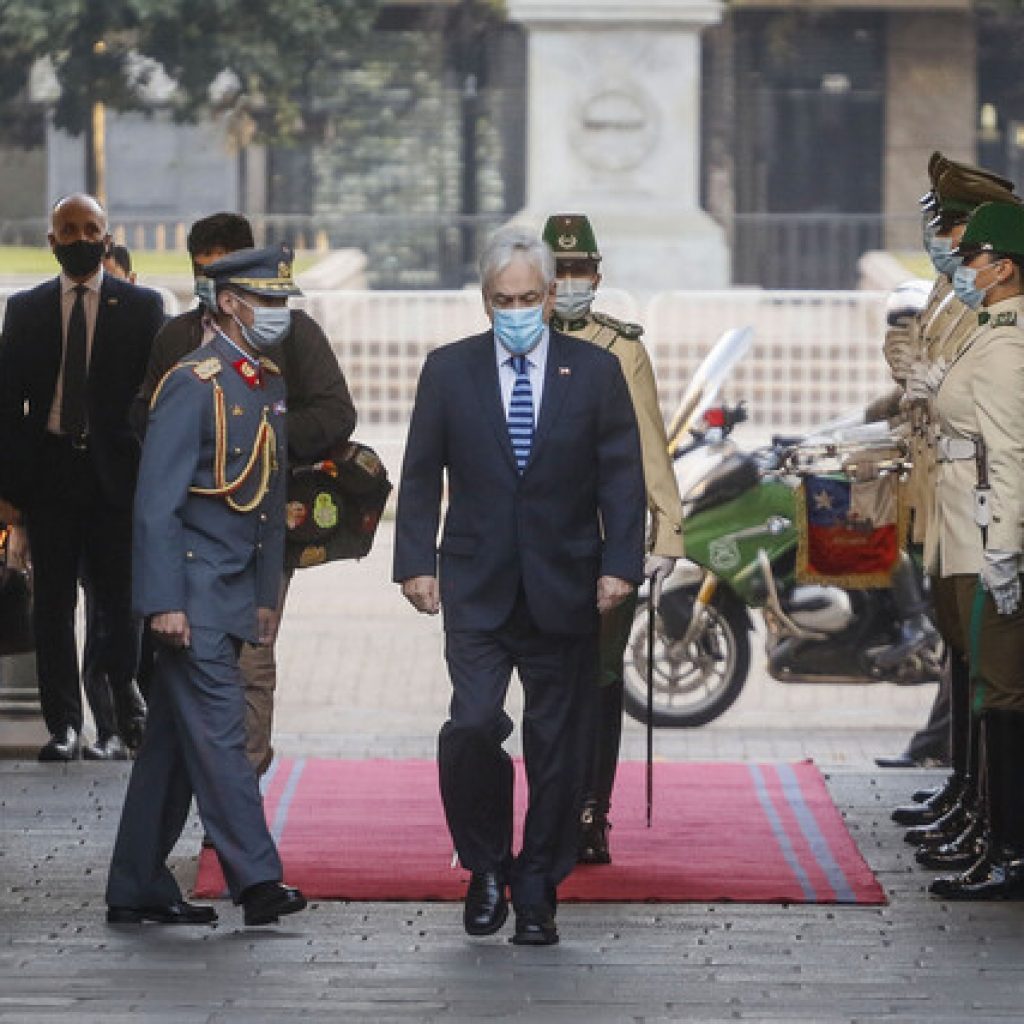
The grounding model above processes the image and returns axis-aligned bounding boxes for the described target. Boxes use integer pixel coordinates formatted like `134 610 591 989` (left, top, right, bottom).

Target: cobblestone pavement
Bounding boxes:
5 523 1023 1023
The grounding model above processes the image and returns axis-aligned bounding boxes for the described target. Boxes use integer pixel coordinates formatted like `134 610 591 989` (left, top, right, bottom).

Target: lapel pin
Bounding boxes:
559 366 571 376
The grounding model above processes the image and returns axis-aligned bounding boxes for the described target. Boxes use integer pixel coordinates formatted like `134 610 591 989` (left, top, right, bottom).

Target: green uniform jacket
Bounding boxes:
552 310 684 557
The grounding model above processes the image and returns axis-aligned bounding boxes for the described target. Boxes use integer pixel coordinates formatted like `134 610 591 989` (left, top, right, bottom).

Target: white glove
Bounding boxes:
644 555 676 610
903 361 930 401
884 334 915 383
981 550 1022 616
922 357 948 395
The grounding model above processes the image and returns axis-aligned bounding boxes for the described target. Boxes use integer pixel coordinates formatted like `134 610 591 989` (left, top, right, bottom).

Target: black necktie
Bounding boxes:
60 284 87 438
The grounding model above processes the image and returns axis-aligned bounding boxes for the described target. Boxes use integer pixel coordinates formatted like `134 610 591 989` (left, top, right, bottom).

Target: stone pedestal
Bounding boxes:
506 0 729 294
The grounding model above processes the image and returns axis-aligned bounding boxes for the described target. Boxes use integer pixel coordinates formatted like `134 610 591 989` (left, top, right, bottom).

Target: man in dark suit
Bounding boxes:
0 194 164 761
393 225 645 946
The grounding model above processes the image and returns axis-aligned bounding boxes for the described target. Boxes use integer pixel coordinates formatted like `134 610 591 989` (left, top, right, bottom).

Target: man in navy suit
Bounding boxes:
0 194 164 761
393 226 645 945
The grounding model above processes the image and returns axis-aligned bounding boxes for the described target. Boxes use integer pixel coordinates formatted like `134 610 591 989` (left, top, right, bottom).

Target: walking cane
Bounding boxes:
646 570 662 828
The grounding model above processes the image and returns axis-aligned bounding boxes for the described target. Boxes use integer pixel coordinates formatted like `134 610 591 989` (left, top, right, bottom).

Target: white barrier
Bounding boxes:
0 285 891 459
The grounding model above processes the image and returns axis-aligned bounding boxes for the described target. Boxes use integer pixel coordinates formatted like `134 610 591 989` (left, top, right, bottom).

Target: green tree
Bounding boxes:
0 0 378 199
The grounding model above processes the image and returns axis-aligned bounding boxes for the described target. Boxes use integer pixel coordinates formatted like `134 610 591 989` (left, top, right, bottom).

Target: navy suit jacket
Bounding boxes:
393 329 646 635
0 274 165 509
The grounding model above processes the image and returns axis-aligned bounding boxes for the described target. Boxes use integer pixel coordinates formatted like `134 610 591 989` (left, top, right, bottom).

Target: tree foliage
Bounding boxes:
0 0 379 145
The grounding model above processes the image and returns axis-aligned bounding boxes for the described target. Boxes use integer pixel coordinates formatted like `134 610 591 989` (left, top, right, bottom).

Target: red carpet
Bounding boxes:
194 758 885 905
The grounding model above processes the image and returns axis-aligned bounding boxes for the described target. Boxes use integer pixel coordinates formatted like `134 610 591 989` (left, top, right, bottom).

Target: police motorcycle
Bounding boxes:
622 327 943 728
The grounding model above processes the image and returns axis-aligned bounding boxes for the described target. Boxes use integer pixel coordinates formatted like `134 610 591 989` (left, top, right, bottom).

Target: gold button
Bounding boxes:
186 550 195 559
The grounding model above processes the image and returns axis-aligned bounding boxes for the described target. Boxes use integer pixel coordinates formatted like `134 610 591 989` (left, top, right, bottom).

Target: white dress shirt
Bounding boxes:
494 327 550 423
48 267 104 434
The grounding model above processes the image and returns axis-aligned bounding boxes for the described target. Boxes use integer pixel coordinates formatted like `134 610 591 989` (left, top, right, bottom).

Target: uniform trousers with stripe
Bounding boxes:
105 627 282 907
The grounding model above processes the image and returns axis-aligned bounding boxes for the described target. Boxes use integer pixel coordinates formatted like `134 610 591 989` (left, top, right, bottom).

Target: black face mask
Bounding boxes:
53 239 106 278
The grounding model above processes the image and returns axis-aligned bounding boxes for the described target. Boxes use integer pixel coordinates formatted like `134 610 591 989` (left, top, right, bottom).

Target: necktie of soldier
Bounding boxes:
507 354 534 474
60 284 88 439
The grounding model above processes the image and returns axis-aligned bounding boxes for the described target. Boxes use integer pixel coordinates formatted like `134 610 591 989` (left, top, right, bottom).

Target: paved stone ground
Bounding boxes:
5 523 1024 1022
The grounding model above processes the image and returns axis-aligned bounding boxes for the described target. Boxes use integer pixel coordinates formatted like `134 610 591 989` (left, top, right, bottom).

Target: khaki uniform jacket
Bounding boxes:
904 277 974 544
927 295 1024 577
552 311 684 557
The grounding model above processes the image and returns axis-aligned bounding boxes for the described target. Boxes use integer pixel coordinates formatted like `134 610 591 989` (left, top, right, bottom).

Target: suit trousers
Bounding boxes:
105 627 282 907
26 436 136 735
440 595 598 909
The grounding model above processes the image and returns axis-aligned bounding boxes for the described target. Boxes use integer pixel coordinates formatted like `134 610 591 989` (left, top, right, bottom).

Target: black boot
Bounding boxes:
904 787 979 848
930 709 1024 900
872 555 940 671
577 680 623 865
916 813 987 870
893 653 970 826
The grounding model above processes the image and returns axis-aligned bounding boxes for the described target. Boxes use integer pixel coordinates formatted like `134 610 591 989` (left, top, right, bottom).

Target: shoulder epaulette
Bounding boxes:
592 311 644 340
149 357 222 408
259 355 282 376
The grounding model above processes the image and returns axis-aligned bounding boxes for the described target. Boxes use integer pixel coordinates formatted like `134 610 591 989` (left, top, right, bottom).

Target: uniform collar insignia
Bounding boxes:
232 357 263 389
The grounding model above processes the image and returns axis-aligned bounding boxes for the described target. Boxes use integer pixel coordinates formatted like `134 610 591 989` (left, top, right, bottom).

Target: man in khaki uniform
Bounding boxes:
542 213 684 864
926 202 1024 901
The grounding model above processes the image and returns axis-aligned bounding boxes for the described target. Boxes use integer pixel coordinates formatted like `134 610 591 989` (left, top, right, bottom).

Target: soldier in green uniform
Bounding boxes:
542 214 684 864
923 201 1024 900
886 167 1021 850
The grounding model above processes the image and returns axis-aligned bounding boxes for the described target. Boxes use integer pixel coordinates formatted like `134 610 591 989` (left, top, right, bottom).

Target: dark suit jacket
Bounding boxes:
134 307 357 461
393 329 646 635
0 275 165 510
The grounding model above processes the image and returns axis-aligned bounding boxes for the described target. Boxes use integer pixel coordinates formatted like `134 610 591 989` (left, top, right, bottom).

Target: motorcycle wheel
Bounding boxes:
622 586 751 728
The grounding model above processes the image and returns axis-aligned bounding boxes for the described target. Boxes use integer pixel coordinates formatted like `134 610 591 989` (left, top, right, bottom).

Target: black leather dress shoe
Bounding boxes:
241 881 307 926
464 871 508 936
578 812 612 865
107 900 218 925
38 726 80 762
83 735 130 761
511 904 558 946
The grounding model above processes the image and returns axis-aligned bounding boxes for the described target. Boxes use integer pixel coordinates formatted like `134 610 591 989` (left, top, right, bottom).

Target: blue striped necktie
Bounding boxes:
507 354 534 473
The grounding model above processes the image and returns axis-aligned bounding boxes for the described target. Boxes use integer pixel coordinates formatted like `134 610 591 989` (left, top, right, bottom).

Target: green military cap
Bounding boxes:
200 243 302 298
952 201 1024 260
542 214 601 262
929 167 1020 230
921 152 1014 212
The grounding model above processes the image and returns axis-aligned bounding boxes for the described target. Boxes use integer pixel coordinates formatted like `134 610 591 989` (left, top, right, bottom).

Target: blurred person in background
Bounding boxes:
0 194 164 762
543 213 683 865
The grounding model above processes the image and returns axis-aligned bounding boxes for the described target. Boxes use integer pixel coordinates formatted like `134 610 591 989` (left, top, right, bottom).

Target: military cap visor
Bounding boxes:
203 243 302 297
543 214 601 261
952 201 1024 259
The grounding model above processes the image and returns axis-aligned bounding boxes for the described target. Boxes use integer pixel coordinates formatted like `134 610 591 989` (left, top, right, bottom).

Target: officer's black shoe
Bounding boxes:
107 900 218 925
38 726 80 762
915 815 987 871
241 881 307 926
463 871 508 936
891 777 964 826
83 734 130 761
912 785 941 803
904 794 976 847
510 903 558 946
578 810 612 865
929 846 1024 900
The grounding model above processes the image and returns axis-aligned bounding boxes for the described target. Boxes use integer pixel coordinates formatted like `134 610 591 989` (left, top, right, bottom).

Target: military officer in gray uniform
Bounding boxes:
543 214 684 864
105 246 306 928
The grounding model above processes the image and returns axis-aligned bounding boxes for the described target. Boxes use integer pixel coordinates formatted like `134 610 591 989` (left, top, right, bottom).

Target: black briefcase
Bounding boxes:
285 441 392 570
0 526 34 656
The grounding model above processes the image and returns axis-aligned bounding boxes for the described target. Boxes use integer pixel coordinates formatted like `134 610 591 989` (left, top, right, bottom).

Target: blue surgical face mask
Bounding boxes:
554 277 597 320
952 261 1003 310
232 295 292 350
493 304 545 356
927 234 961 278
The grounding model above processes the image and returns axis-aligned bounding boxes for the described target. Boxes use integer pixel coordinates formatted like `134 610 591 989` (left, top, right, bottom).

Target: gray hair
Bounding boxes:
479 225 555 292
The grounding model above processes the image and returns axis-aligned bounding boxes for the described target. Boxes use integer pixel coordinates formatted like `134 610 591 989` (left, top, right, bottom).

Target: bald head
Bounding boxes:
49 194 110 281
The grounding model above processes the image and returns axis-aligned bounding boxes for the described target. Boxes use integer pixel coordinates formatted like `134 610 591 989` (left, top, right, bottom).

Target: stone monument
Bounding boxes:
506 0 729 293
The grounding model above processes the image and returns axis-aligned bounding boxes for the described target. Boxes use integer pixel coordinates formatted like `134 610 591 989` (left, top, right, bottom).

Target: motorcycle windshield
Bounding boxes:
666 325 754 455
